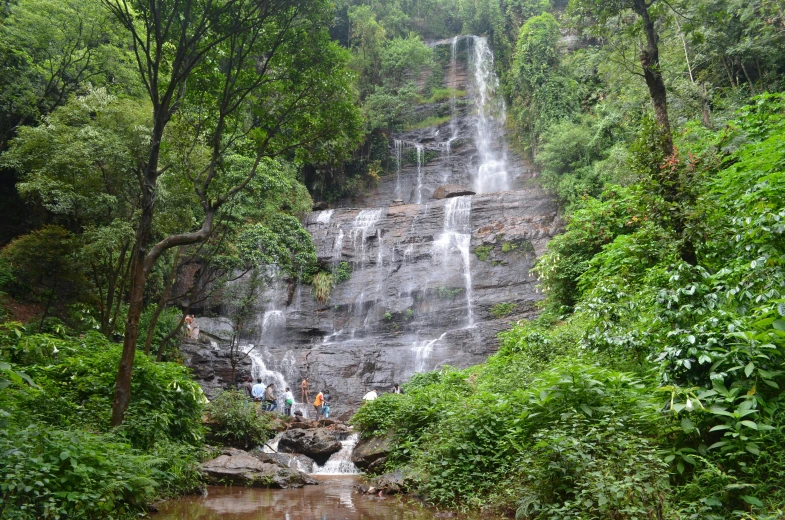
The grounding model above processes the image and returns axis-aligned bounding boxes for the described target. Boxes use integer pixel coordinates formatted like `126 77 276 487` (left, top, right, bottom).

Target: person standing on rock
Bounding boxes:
283 387 294 416
251 378 265 412
313 390 324 420
264 383 277 412
301 378 310 404
322 390 331 419
242 377 254 399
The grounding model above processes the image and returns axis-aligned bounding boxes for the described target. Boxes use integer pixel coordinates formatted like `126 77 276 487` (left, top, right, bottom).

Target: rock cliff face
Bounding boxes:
181 36 561 418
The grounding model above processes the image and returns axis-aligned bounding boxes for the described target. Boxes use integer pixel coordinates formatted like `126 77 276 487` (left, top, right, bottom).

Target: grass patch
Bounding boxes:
490 302 518 317
404 115 451 131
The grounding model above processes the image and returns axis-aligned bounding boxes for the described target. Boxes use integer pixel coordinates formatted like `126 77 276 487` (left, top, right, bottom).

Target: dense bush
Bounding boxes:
0 426 156 519
352 96 785 518
205 390 276 449
0 326 209 519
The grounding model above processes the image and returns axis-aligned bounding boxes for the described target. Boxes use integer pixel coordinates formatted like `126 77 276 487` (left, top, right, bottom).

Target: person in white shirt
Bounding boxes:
284 387 294 416
251 379 265 412
363 389 378 401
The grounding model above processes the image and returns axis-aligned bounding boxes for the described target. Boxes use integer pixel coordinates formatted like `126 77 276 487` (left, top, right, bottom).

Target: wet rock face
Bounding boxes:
200 448 318 488
432 184 475 199
351 431 395 472
277 428 342 465
180 36 561 419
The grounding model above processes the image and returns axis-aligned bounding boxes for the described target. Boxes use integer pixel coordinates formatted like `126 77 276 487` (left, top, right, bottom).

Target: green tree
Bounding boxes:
569 0 675 156
101 0 361 426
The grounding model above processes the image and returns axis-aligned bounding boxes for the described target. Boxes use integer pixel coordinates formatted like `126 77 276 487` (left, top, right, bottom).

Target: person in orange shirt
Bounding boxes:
313 390 324 421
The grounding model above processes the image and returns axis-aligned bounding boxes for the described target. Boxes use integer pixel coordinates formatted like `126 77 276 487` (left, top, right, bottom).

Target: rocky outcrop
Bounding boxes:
351 431 395 472
181 36 560 419
432 184 475 199
200 448 318 488
277 428 342 465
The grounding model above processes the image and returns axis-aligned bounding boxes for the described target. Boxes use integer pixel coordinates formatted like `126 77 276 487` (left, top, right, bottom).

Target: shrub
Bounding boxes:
205 390 276 449
7 331 206 449
490 302 517 317
0 426 156 519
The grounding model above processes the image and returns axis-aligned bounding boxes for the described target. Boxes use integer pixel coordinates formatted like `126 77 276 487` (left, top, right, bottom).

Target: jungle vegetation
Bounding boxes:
1 0 784 517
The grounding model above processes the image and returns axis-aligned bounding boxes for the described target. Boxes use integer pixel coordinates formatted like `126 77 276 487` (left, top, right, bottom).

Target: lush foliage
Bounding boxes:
205 390 276 450
352 94 785 518
0 325 207 518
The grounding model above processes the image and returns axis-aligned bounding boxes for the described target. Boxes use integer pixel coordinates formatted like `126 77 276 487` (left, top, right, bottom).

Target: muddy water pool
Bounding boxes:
154 476 493 520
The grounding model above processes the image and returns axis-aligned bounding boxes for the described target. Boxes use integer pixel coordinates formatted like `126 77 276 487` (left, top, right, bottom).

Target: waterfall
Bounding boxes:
449 36 459 142
414 144 424 204
394 139 403 198
311 433 361 475
469 36 509 194
315 209 334 225
351 209 383 268
411 332 448 373
332 228 345 266
433 196 474 325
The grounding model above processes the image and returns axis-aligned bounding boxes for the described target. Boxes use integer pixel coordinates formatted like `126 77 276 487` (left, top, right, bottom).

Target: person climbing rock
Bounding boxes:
363 389 378 401
264 383 277 412
392 383 403 394
313 390 324 420
301 378 310 404
284 387 294 416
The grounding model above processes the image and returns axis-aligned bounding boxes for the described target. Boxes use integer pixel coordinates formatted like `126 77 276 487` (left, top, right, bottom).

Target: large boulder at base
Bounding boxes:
432 184 476 200
360 469 415 495
200 448 318 488
277 428 341 465
351 431 394 471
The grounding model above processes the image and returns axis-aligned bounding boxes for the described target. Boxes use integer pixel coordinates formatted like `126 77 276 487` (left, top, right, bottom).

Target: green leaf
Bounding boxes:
676 461 685 474
580 404 593 416
741 495 764 507
680 418 694 433
746 443 760 455
744 362 754 377
740 420 758 430
773 319 785 331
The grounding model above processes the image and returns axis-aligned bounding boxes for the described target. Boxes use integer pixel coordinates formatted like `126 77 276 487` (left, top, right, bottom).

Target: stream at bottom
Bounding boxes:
154 476 488 520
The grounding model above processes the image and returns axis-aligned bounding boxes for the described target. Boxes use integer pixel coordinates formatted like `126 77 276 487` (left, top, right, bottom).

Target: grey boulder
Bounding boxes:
432 184 476 199
351 431 395 472
277 428 341 465
200 448 318 488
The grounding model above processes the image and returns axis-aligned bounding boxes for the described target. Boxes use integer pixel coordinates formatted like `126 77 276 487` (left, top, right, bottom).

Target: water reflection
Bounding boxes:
155 477 483 520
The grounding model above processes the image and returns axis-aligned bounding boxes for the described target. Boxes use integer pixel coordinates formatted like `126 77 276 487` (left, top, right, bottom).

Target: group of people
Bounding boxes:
238 376 331 420
362 383 403 402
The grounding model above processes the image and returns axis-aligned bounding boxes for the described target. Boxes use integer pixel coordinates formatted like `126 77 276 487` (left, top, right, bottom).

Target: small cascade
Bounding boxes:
411 332 448 373
315 209 334 225
449 36 459 142
351 209 384 268
261 310 286 343
332 228 345 266
311 433 361 475
469 36 509 194
394 139 403 198
414 144 425 204
433 196 474 325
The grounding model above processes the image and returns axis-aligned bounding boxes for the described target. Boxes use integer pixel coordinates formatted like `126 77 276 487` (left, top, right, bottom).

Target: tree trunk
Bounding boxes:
110 204 154 426
634 0 673 157
143 247 181 354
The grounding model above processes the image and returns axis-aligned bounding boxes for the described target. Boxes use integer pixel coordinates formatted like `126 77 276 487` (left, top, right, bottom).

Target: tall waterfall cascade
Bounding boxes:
186 36 561 419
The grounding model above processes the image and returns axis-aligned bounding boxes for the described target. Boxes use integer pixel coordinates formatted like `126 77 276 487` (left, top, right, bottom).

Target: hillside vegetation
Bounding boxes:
0 0 784 517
